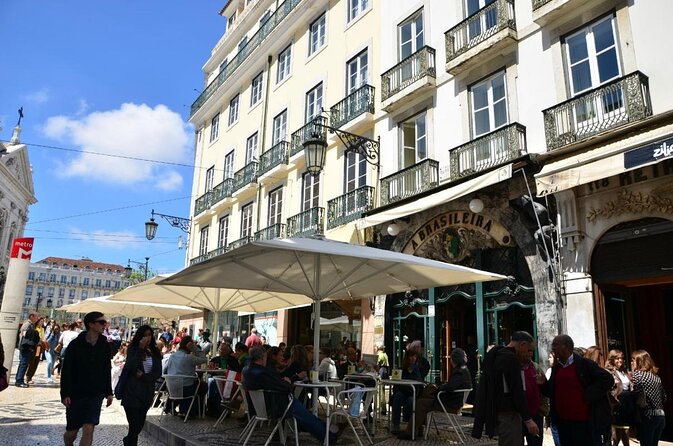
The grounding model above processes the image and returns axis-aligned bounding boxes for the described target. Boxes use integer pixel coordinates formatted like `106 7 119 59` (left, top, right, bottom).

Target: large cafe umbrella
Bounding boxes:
159 236 506 369
57 295 200 320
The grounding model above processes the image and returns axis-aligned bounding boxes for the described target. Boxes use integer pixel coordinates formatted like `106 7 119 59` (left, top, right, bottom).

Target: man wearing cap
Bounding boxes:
398 348 472 440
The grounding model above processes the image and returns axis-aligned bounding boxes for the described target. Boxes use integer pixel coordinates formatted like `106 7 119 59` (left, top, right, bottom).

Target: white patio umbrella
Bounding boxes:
320 316 357 333
57 295 200 320
159 236 506 368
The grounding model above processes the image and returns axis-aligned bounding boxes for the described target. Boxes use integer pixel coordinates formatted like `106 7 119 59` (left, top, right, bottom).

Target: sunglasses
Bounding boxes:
94 319 108 325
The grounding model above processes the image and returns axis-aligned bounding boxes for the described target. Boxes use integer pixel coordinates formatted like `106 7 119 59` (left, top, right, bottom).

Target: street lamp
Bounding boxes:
145 209 190 240
302 116 380 176
125 257 150 281
35 292 52 314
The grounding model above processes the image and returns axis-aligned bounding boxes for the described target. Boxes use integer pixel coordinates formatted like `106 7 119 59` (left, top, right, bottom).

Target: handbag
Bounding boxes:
114 366 130 400
0 366 8 392
634 389 648 409
54 343 63 354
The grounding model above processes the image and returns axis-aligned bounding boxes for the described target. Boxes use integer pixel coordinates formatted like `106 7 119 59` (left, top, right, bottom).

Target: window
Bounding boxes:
268 187 283 226
49 274 56 282
83 277 90 286
272 110 288 145
38 272 46 281
37 286 44 295
105 280 111 288
241 203 254 238
25 285 33 296
302 172 320 211
347 50 368 93
93 292 101 298
205 166 215 192
246 132 258 163
48 287 54 297
70 275 77 284
95 279 102 287
82 290 89 300
224 151 235 179
219 58 228 74
57 298 63 307
238 37 248 53
69 289 76 298
309 13 326 55
114 281 120 289
277 45 292 83
228 11 237 28
28 272 35 280
199 226 209 257
399 9 424 60
305 83 324 123
60 275 67 284
466 0 497 41
250 72 264 106
471 71 508 137
58 288 65 298
210 113 220 142
400 112 427 168
23 298 31 307
259 10 271 27
348 0 369 22
218 215 230 248
228 94 240 126
345 151 367 192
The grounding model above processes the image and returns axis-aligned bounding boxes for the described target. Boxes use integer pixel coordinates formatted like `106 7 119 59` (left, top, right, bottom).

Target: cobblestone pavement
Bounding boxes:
1 349 164 446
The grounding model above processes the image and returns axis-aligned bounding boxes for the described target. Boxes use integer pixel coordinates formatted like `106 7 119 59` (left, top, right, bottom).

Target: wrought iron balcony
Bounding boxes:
259 141 290 176
228 236 252 251
380 159 439 206
287 207 325 238
211 178 234 205
381 46 436 102
543 71 652 151
255 223 286 241
290 116 328 157
232 161 258 193
190 0 301 117
194 191 212 215
327 186 374 230
532 0 553 9
449 123 526 181
330 85 375 129
445 0 516 63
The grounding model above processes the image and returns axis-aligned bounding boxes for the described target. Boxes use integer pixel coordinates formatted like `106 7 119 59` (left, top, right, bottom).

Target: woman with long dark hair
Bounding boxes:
120 325 162 446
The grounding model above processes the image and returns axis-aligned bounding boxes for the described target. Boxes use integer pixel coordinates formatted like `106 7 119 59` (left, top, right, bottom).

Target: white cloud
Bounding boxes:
42 103 192 190
24 88 49 104
75 99 89 116
68 227 139 250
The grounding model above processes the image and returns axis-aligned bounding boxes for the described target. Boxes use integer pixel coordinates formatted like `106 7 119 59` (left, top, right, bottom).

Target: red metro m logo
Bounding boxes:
10 238 34 259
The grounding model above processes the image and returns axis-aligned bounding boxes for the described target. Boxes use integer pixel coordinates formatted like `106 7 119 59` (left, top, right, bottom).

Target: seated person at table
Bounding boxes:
266 346 283 373
206 342 241 416
234 342 249 369
337 347 366 378
398 348 472 440
391 350 423 434
243 346 340 444
318 347 338 380
281 345 310 382
164 336 207 415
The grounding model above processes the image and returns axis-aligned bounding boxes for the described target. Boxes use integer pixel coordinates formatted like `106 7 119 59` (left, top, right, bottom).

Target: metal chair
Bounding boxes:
242 389 298 446
326 386 377 446
152 377 167 409
212 376 242 427
424 388 472 442
160 374 202 423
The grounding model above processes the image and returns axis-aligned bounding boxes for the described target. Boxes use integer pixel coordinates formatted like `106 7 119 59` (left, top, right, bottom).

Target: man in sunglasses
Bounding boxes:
60 311 113 446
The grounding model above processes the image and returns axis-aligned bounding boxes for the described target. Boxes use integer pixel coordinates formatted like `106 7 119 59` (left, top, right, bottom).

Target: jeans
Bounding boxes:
123 405 148 446
523 414 543 446
391 391 413 427
45 350 55 379
288 399 327 442
556 418 593 446
15 347 32 384
549 418 561 446
638 414 665 446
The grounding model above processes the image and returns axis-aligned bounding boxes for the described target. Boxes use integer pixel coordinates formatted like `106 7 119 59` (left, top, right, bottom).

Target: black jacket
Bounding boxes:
121 345 162 409
473 346 531 439
60 331 112 400
437 367 472 412
542 353 614 430
243 362 292 418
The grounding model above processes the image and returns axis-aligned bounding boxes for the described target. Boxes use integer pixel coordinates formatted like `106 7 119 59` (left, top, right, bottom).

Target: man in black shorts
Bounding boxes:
60 311 113 446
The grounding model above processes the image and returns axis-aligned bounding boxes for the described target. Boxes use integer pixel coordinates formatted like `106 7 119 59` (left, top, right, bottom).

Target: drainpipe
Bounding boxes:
256 54 273 232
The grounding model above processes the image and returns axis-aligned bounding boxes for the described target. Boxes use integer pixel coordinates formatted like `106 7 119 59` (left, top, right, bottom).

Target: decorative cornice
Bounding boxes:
587 189 673 223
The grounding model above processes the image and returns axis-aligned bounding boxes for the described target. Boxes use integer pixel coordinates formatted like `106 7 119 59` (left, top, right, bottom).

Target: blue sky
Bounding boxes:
0 1 225 274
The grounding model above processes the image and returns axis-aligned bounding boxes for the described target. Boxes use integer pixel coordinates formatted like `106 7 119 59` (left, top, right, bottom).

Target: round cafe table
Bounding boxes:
379 378 425 440
293 380 342 417
196 368 230 415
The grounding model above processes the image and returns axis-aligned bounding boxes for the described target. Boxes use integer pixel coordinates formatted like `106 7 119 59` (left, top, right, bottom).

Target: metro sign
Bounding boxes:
10 237 34 259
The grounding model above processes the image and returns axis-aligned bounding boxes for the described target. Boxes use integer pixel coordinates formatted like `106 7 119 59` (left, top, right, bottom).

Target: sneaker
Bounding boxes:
46 378 54 383
15 383 29 388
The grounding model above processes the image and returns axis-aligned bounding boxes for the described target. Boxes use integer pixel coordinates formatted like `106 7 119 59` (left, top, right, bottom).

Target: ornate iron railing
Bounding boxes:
330 85 375 129
228 236 252 251
449 123 526 180
255 223 286 240
290 116 328 156
287 207 325 238
211 178 234 205
327 186 374 230
232 161 258 192
445 0 516 62
190 0 302 117
381 46 436 102
194 191 212 215
532 0 553 10
259 141 290 176
189 245 228 266
543 71 652 151
380 159 439 206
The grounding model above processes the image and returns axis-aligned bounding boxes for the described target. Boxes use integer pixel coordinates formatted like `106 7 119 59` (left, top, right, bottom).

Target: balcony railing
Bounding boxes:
381 46 436 102
290 116 328 157
287 207 325 238
232 161 258 193
190 0 302 117
190 245 229 265
532 0 553 9
194 191 212 215
212 178 234 205
330 85 375 129
327 186 375 230
380 159 439 206
543 71 652 151
259 141 290 176
228 236 252 251
445 0 515 62
449 123 526 180
255 223 286 241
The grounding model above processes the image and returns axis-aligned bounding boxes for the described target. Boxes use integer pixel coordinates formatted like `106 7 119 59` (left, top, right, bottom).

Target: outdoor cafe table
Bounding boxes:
293 381 342 417
378 378 425 440
196 368 230 416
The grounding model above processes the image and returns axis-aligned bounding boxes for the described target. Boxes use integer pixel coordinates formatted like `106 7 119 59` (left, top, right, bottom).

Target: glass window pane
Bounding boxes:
567 34 588 64
593 19 615 52
475 109 490 136
492 74 505 101
473 84 488 109
494 100 507 128
597 49 619 83
571 61 592 93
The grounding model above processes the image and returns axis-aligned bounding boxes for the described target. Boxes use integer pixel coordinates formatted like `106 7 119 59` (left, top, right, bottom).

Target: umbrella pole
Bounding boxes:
313 254 321 372
212 310 219 347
